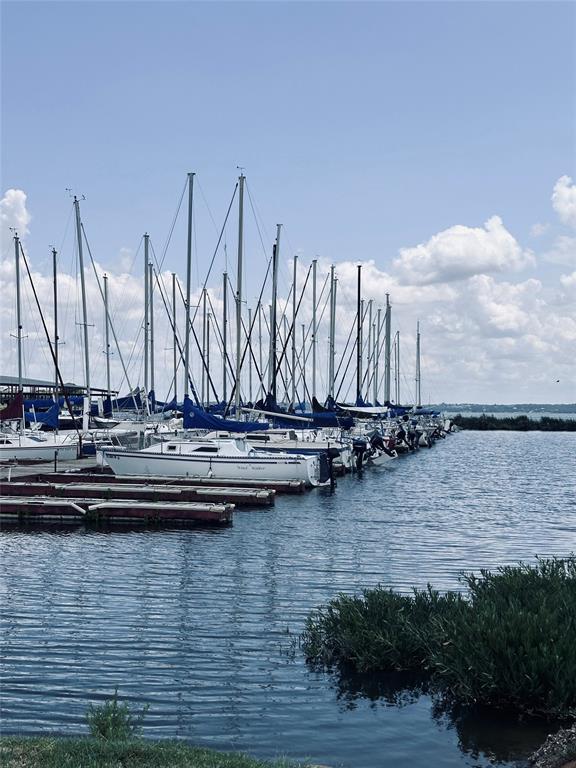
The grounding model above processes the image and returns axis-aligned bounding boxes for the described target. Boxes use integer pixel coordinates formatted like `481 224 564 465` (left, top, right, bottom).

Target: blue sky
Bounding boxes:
1 1 575 403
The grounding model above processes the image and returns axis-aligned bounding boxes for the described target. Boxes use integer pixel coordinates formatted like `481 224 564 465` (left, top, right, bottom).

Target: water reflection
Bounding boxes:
331 667 562 763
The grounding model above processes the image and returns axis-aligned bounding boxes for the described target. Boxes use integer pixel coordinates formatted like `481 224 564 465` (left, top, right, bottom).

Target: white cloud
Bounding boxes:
542 235 576 267
530 222 549 237
393 216 533 285
1 189 31 255
552 176 576 227
552 175 576 229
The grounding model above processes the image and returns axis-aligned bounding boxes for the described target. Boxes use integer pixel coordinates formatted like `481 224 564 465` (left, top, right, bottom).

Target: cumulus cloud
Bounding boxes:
393 216 533 285
552 175 576 228
542 235 576 267
1 189 31 254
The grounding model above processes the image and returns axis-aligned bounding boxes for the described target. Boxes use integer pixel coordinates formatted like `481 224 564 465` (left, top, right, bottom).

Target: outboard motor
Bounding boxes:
352 438 368 470
326 446 340 488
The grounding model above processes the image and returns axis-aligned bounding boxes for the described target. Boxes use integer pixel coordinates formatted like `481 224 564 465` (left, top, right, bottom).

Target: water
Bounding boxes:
1 431 575 767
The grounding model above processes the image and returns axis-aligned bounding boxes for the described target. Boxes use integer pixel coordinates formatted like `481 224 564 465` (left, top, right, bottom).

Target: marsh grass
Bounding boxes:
302 556 576 716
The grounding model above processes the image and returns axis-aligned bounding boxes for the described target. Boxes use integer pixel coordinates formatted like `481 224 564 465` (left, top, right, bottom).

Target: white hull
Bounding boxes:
0 438 77 462
103 440 322 486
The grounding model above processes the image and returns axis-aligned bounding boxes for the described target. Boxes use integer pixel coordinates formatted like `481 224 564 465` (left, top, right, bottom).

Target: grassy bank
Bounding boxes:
302 557 576 716
0 737 299 768
452 414 576 431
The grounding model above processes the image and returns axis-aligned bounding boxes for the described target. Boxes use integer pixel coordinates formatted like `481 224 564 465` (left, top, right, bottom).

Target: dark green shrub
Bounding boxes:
302 557 576 716
86 689 149 740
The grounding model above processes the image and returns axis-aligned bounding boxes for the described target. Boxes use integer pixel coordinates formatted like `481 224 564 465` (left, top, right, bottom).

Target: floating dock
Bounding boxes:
0 495 233 526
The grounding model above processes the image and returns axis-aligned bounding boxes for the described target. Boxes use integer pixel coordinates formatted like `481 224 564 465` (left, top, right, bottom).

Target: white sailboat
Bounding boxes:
102 438 325 486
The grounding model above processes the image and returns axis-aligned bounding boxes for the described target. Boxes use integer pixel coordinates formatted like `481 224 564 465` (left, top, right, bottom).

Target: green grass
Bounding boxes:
0 737 301 768
302 556 576 716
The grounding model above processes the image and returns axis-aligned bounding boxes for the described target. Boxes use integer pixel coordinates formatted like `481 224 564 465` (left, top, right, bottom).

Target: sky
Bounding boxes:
1 0 575 405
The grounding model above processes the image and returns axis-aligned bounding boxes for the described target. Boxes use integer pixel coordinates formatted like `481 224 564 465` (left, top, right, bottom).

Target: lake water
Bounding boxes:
1 431 575 767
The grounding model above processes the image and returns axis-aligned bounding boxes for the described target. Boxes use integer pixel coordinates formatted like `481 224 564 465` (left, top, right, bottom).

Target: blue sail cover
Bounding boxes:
256 393 354 430
182 395 266 432
23 402 59 428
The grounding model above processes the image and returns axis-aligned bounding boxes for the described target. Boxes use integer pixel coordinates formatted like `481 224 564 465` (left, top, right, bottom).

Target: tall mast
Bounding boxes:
291 254 298 404
374 307 381 405
143 233 149 393
206 309 211 407
14 234 23 399
73 196 91 410
328 265 336 400
269 224 281 399
52 248 59 401
356 265 362 404
416 321 421 407
234 172 245 413
149 261 155 397
222 272 228 403
283 315 289 402
184 172 195 398
366 299 372 402
202 287 207 406
301 323 306 403
248 306 253 403
384 293 391 402
103 274 111 401
172 273 178 404
311 259 317 400
258 302 263 399
396 330 401 404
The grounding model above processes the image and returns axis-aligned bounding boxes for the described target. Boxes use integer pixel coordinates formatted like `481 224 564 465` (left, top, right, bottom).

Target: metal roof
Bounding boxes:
0 375 116 393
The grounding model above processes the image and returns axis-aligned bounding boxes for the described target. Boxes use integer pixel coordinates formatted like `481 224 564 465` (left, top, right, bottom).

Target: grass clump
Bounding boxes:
0 737 299 767
86 689 149 740
302 556 576 716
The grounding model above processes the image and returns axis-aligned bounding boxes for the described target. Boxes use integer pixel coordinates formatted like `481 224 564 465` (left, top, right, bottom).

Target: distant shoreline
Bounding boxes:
452 414 576 431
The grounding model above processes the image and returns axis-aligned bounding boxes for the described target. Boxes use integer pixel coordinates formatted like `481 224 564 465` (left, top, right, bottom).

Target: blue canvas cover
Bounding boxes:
182 395 266 432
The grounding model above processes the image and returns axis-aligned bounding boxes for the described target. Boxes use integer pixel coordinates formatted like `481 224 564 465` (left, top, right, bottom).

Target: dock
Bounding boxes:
0 495 233 526
0 455 313 528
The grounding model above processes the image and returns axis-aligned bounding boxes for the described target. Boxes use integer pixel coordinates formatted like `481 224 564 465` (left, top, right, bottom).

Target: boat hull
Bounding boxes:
103 448 321 486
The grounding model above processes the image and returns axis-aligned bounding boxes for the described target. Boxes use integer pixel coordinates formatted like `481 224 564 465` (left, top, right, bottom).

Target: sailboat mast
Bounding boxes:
301 323 306 403
311 258 317 400
356 265 362 404
14 234 23 402
222 272 228 403
291 254 298 404
73 196 91 412
366 299 372 401
374 307 381 405
396 330 401 404
202 287 207 406
269 224 281 399
416 321 421 407
328 265 336 400
52 248 59 401
172 273 178 404
234 172 245 413
149 261 155 397
258 302 263 399
103 274 111 401
184 172 195 398
248 307 253 403
384 293 391 402
144 233 149 394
